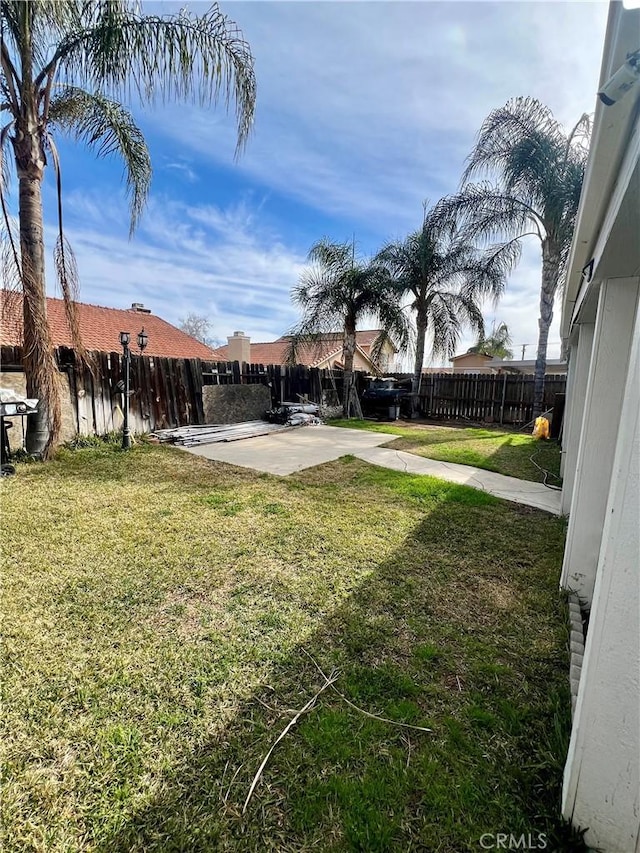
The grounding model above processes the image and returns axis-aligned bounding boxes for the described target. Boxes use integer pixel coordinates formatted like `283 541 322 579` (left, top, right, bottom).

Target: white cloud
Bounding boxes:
146 1 608 234
36 0 608 363
44 192 307 342
162 159 198 183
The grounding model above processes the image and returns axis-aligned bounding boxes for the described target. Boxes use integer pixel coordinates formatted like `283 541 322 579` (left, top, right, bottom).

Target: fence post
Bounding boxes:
499 373 507 425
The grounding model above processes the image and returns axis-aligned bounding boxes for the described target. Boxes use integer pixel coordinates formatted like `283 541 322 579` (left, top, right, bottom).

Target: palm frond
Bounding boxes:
0 121 21 280
289 238 411 377
49 87 152 234
373 298 413 360
46 134 91 369
1 43 20 115
375 203 509 376
2 1 83 81
462 97 563 186
459 237 524 306
425 292 465 361
469 321 513 359
52 233 90 361
565 112 592 157
441 183 543 244
38 2 256 154
459 97 590 261
0 215 21 291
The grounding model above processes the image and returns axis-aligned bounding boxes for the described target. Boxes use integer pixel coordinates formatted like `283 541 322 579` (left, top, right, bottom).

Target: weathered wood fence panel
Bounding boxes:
415 372 566 425
1 345 566 433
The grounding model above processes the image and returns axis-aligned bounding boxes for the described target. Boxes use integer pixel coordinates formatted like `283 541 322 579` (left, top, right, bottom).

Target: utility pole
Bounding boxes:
521 344 527 360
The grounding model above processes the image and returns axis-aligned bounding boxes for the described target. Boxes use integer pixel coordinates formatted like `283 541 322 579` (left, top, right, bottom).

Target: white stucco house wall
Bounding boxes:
558 3 639 850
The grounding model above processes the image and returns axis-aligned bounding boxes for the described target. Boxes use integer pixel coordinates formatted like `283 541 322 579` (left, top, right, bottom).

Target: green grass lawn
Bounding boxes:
1 442 574 852
329 420 563 484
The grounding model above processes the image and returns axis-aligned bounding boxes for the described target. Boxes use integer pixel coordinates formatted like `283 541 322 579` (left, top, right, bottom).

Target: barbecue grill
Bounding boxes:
0 390 39 474
361 378 409 421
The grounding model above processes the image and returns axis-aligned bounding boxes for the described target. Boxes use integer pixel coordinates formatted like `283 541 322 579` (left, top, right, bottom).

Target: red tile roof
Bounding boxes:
241 340 290 365
214 331 388 367
284 330 394 353
351 330 397 352
1 291 220 359
213 339 332 367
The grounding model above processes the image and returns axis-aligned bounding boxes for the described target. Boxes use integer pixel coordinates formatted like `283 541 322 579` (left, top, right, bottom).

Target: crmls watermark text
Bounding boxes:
479 832 548 850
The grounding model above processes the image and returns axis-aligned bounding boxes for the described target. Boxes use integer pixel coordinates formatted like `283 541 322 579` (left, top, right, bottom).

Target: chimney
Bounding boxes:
227 331 251 365
131 302 151 314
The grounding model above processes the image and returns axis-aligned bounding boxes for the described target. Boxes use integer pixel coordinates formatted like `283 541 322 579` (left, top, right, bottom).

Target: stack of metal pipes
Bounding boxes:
152 421 288 447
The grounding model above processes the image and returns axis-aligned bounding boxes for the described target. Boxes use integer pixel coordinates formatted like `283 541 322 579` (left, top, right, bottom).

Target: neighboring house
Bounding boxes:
449 352 495 372
486 358 567 375
557 3 639 851
449 351 567 374
0 291 219 359
215 330 399 372
422 366 454 374
0 291 220 444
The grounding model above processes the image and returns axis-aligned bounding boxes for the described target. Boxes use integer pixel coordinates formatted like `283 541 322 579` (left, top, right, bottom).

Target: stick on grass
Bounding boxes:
242 669 340 814
302 649 432 734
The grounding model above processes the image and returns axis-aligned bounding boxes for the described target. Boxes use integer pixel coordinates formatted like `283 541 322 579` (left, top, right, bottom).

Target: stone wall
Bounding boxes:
203 384 272 425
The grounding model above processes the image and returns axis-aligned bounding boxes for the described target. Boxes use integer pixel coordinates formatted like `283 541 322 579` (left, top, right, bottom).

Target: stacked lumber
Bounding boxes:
152 421 288 447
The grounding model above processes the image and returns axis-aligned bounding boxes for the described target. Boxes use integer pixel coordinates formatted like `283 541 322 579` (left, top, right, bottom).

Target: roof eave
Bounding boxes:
561 2 640 341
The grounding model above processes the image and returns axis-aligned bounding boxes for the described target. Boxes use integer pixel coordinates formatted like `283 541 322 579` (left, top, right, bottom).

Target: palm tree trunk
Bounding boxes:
342 320 362 418
412 308 428 417
14 120 62 457
533 240 561 419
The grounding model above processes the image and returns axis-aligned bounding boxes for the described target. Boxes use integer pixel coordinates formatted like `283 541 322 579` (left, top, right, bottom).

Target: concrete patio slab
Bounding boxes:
180 424 399 476
180 424 562 515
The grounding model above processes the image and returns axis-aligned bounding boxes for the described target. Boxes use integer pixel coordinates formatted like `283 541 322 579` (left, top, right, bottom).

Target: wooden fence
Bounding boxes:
416 372 567 425
0 346 565 434
0 347 344 436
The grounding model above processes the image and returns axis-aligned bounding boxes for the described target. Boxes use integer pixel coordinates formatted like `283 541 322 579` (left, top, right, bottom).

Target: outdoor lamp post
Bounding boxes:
119 329 150 449
119 331 132 449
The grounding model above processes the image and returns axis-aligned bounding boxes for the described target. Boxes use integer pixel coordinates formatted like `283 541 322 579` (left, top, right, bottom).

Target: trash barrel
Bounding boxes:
388 405 400 420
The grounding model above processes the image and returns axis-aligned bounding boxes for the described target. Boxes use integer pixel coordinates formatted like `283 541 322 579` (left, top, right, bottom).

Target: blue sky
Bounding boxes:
35 0 610 363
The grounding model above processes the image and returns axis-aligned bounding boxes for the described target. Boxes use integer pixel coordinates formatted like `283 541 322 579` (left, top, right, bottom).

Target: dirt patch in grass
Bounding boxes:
152 585 234 639
1 443 572 852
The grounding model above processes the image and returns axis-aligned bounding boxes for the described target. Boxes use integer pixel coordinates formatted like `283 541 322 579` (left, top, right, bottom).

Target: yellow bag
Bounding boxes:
533 416 550 440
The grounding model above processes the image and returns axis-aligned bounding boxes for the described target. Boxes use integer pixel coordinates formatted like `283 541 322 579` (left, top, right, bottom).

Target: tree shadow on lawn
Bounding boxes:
381 425 562 484
479 437 563 483
97 480 571 853
336 420 513 447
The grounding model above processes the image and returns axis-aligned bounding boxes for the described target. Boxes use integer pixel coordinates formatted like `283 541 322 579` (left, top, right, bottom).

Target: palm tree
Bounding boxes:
376 204 511 407
287 238 411 418
1 1 255 456
468 322 513 359
443 97 590 416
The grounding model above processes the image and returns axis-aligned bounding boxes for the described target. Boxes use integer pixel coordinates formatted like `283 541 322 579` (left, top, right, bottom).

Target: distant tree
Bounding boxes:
376 203 510 407
179 313 212 345
1 1 255 456
288 239 411 418
443 97 590 416
468 322 514 359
